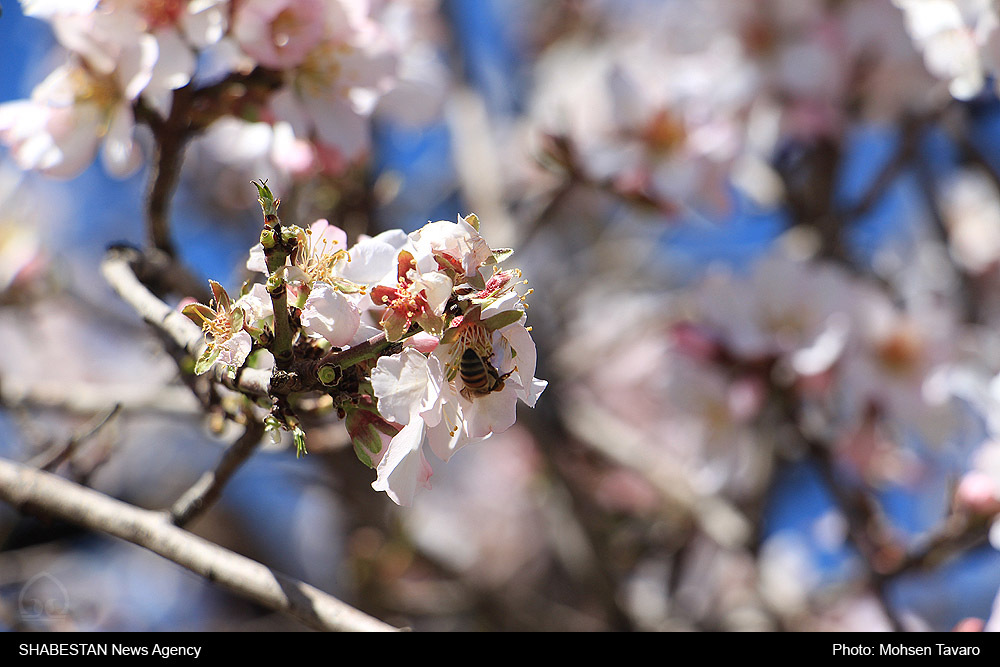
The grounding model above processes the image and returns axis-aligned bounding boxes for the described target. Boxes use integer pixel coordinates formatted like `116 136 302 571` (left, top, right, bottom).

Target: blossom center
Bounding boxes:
875 325 924 378
140 0 185 30
298 42 350 97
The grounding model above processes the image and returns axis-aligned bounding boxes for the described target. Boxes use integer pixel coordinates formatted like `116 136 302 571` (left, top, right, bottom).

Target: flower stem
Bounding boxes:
255 181 295 370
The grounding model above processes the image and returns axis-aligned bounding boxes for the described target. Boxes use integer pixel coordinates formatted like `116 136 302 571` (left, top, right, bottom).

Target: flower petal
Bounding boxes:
371 420 432 506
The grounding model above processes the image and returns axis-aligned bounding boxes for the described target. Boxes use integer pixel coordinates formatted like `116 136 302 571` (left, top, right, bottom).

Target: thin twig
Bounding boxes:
100 246 271 397
169 418 266 527
28 404 122 472
558 398 753 551
0 457 399 632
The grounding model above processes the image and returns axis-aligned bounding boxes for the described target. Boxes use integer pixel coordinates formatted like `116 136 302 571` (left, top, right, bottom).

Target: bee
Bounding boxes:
459 347 513 400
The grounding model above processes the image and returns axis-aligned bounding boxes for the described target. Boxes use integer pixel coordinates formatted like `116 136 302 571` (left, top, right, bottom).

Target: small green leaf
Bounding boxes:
463 213 480 231
252 179 274 203
382 310 410 342
193 345 220 375
182 302 215 326
441 326 461 346
465 272 486 291
209 280 231 311
231 305 245 331
491 248 514 263
482 309 524 332
351 423 383 468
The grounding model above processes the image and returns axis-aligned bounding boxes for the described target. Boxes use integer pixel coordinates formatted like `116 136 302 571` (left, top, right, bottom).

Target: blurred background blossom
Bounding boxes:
4 0 1000 633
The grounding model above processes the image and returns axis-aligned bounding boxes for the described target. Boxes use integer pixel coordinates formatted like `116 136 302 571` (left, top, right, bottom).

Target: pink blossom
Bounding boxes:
0 63 142 178
299 282 362 347
233 0 327 70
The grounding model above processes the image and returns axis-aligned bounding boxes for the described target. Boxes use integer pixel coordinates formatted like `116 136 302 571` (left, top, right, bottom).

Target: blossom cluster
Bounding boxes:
559 247 970 504
184 182 545 505
523 0 940 213
0 0 436 180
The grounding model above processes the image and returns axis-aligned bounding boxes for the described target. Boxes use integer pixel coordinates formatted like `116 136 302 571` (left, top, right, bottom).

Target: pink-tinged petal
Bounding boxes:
21 0 99 19
300 282 361 347
270 121 316 176
182 0 229 49
372 420 432 506
119 34 159 102
149 28 197 93
405 332 439 354
309 218 349 253
340 237 399 284
233 0 326 70
415 270 453 315
44 106 104 178
425 400 490 463
217 329 253 373
308 94 370 160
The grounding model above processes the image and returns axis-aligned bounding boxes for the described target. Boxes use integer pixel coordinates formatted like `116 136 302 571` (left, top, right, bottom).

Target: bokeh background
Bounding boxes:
3 0 1000 632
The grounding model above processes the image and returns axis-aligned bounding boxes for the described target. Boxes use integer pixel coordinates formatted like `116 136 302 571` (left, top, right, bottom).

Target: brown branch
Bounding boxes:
0 457 399 632
883 511 991 577
140 86 194 258
169 418 265 527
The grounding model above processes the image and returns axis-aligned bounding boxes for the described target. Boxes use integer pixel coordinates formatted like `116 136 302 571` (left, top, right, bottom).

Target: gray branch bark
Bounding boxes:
0 457 399 632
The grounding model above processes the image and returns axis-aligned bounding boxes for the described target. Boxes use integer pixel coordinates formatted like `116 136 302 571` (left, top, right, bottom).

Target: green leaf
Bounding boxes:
252 179 274 204
382 310 410 342
209 280 231 312
351 423 382 468
231 305 245 331
441 326 461 346
491 248 514 263
193 345 220 375
463 213 480 231
482 309 524 332
182 302 215 326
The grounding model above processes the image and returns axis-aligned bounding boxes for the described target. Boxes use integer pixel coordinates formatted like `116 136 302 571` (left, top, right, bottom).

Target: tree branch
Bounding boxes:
169 418 265 527
0 457 399 632
100 245 271 397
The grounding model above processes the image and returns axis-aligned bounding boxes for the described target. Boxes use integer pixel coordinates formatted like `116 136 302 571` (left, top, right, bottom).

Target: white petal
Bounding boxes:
372 420 432 506
371 348 434 425
465 384 519 439
101 103 142 178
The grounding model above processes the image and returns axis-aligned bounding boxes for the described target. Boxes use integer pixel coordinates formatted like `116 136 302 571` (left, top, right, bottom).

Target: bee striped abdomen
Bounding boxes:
460 347 494 396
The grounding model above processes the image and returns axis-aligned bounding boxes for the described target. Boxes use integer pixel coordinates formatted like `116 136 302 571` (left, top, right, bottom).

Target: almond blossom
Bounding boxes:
0 0 217 177
227 186 545 504
361 218 544 505
370 311 545 505
241 0 399 165
369 249 452 341
0 60 143 178
182 280 270 378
